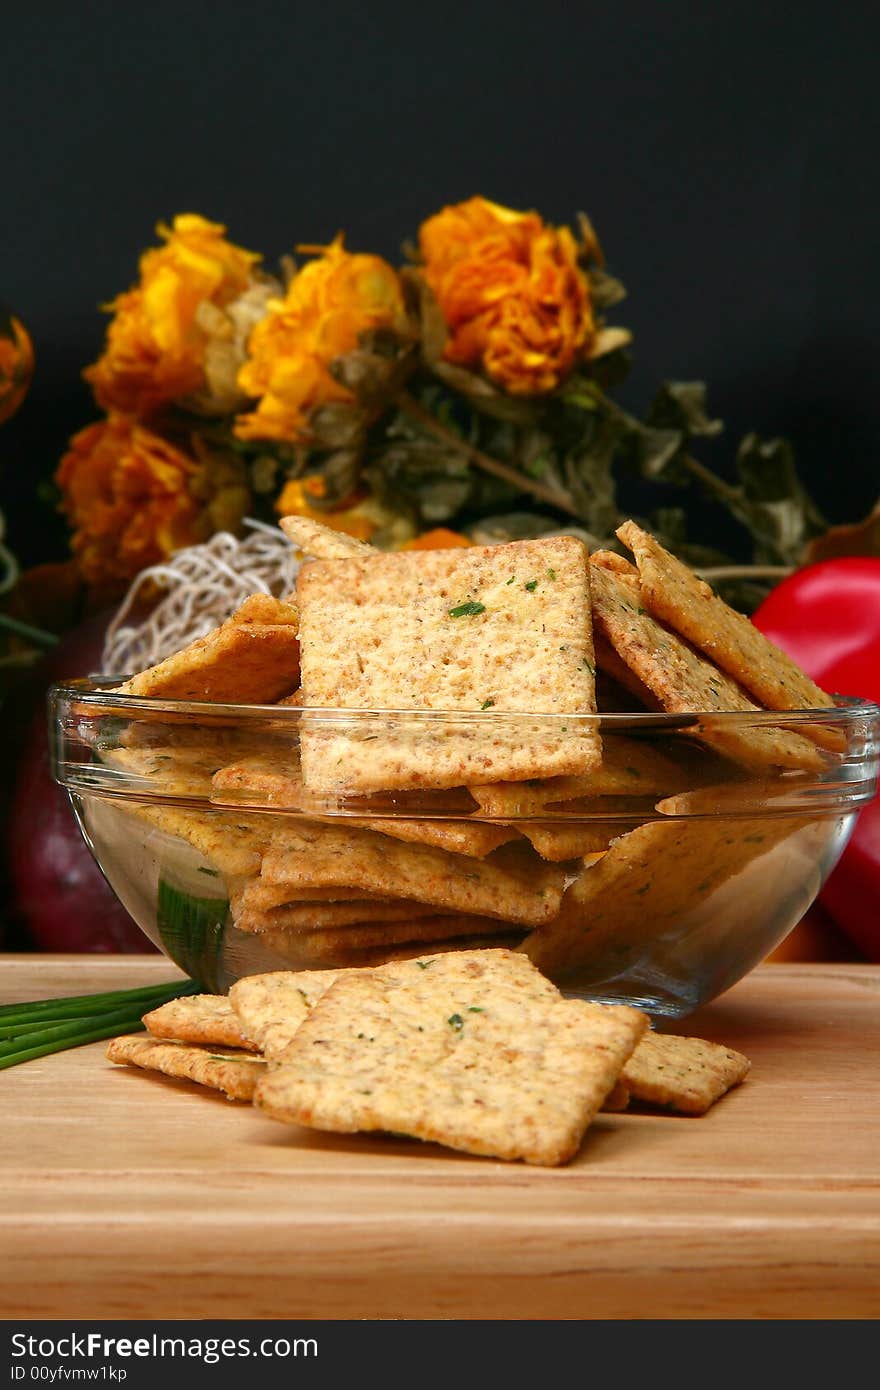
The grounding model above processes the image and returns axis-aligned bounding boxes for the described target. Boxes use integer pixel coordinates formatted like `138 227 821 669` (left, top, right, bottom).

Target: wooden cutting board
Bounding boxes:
1 955 878 1320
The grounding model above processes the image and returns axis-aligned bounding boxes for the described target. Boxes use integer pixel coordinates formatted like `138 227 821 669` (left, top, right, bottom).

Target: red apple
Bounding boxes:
4 613 156 953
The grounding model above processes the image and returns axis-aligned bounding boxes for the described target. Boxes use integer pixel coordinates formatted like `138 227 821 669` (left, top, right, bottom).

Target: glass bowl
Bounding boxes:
49 681 879 1017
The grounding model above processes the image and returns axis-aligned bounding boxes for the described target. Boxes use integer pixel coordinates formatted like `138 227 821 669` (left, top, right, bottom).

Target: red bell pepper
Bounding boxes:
752 557 880 960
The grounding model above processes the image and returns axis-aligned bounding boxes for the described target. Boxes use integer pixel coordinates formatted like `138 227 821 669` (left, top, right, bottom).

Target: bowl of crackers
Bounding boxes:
51 517 880 1017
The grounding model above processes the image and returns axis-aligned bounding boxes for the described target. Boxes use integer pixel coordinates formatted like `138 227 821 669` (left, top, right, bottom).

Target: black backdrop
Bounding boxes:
2 0 879 569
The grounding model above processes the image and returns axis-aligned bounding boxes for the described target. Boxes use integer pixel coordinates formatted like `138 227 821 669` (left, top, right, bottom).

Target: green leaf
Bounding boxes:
308 402 367 450
731 434 827 565
648 381 724 439
586 267 627 311
431 361 539 425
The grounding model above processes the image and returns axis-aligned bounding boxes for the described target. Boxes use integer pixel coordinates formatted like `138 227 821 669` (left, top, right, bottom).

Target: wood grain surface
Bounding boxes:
1 955 878 1320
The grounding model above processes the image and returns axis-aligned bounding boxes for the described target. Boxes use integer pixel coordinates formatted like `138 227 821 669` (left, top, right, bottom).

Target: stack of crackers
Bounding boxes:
95 515 836 985
107 950 752 1166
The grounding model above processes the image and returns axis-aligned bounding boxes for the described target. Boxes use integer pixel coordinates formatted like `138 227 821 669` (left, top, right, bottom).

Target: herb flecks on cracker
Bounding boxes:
622 1032 751 1114
588 562 823 772
253 950 648 1165
296 536 600 793
616 521 834 713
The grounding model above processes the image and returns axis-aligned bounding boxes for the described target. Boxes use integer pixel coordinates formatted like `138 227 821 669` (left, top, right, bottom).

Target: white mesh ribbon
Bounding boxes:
101 519 300 674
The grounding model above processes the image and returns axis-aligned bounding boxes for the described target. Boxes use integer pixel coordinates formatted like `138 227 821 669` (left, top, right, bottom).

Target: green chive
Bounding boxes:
449 600 486 617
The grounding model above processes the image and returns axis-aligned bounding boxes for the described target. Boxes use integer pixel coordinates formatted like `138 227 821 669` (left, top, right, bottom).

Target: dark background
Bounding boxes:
2 0 878 568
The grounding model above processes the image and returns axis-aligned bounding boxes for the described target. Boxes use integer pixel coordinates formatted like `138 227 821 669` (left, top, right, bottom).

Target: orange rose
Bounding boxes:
84 214 261 417
235 237 408 443
0 311 34 425
56 415 249 596
418 197 594 395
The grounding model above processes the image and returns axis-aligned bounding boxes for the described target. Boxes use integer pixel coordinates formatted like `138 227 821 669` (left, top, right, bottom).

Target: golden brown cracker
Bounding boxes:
296 536 600 793
105 1035 263 1100
469 735 686 817
237 881 386 909
264 912 519 959
622 1031 751 1114
616 521 833 712
521 814 806 977
142 994 258 1051
589 564 823 771
254 950 647 1165
228 968 351 1057
601 1078 631 1112
212 757 518 858
279 515 376 559
259 822 566 926
590 549 640 580
522 822 626 860
116 595 300 704
231 893 446 934
120 804 269 878
253 929 526 969
230 593 299 626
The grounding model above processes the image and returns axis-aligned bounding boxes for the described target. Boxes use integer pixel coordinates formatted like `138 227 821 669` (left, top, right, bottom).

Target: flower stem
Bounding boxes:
697 565 794 582
396 391 582 519
0 611 59 648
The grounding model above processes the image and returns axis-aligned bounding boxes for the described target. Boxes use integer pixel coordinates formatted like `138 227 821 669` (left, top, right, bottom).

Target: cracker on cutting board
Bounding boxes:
621 1031 751 1114
115 595 300 703
616 521 833 713
254 949 648 1165
296 535 600 793
105 1036 263 1101
589 563 823 772
259 822 566 927
279 515 376 560
142 994 258 1051
229 968 352 1057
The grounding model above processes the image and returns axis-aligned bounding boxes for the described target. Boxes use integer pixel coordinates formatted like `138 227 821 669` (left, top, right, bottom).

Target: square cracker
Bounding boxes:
254 949 647 1165
236 881 387 909
231 891 448 934
261 912 517 960
469 734 686 817
616 521 833 713
116 595 300 703
589 563 823 772
142 994 258 1051
259 822 565 926
250 929 525 970
122 805 269 878
105 1035 263 1100
279 515 375 559
296 536 600 793
521 813 809 976
621 1031 751 1114
229 968 352 1057
212 757 518 858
